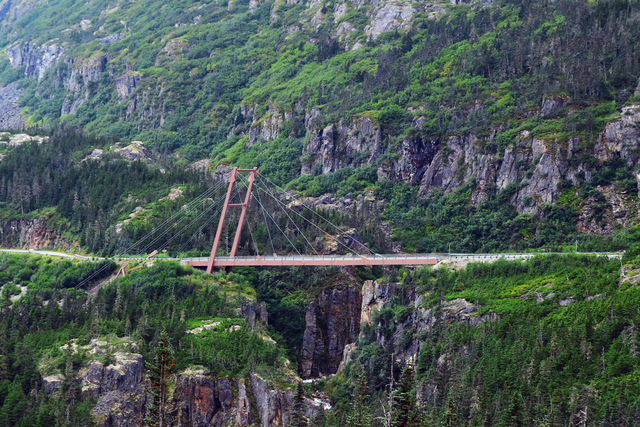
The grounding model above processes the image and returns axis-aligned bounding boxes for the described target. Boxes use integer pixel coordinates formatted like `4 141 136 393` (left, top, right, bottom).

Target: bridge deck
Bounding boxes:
187 254 441 268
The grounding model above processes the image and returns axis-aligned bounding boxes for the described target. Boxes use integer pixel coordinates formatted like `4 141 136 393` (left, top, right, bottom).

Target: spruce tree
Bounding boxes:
145 331 176 427
347 370 372 427
290 381 308 427
391 362 419 427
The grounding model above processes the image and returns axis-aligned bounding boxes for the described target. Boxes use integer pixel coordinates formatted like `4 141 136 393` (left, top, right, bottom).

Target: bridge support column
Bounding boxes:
206 167 258 274
115 262 128 278
230 167 257 257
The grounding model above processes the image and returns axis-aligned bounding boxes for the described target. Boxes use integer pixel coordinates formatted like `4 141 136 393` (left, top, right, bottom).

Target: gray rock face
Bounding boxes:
356 280 497 364
240 299 269 328
81 360 105 399
0 217 76 251
302 115 382 175
5 42 65 80
247 103 286 145
56 341 323 427
173 374 233 426
595 105 640 168
301 282 361 378
42 373 65 394
115 72 143 101
114 141 152 162
60 97 85 115
0 82 24 129
540 95 565 118
174 371 323 427
84 148 104 162
298 101 640 231
99 33 124 44
365 1 415 40
0 0 37 32
250 373 323 427
89 353 147 427
64 54 108 92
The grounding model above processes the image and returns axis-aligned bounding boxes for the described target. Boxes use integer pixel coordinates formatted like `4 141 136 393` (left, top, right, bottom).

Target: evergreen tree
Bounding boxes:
0 383 27 426
391 362 419 427
145 332 176 427
290 381 308 427
346 370 372 427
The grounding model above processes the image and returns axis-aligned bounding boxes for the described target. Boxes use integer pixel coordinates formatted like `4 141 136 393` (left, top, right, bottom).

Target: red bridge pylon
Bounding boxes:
207 167 258 273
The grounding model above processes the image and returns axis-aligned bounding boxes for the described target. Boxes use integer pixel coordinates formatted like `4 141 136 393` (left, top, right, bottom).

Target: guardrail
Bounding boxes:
0 249 624 263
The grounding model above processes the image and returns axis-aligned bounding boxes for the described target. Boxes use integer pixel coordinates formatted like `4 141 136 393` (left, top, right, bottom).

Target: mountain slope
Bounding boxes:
1 1 640 253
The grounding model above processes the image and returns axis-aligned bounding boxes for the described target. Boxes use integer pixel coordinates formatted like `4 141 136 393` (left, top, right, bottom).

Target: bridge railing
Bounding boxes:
179 251 623 263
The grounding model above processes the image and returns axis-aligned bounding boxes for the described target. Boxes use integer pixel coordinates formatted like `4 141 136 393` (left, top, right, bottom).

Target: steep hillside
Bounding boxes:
0 254 332 426
318 253 640 425
2 249 640 425
0 1 640 251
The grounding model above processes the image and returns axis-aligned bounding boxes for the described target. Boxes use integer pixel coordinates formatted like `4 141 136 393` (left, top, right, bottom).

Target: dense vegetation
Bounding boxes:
3 250 639 426
1 0 639 161
0 254 289 426
324 254 640 426
1 0 640 424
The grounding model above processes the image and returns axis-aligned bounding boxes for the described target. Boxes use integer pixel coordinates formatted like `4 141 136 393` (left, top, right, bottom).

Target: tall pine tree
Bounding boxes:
290 381 308 427
347 370 372 427
145 332 176 427
392 362 419 427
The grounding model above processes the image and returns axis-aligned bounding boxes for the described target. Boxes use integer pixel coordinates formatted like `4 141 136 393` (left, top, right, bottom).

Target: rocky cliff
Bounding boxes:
357 280 498 363
227 90 640 234
297 103 640 233
0 217 77 251
299 277 503 381
42 339 325 427
301 279 362 378
0 82 24 128
5 41 64 80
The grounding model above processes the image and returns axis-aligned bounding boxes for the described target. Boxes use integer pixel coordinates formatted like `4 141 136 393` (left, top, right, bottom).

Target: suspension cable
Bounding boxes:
248 185 301 256
239 174 317 255
257 185 276 256
252 175 371 256
121 178 226 255
156 190 229 255
176 199 227 256
75 178 227 288
258 174 378 255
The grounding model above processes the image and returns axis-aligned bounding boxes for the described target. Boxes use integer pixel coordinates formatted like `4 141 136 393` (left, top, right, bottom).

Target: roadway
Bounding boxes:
0 249 623 268
184 252 624 268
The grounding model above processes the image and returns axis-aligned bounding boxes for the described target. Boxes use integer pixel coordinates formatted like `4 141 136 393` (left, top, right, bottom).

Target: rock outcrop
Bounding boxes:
364 1 416 40
302 115 382 175
301 281 361 378
0 217 77 251
5 41 65 80
114 141 152 162
298 103 640 232
172 370 254 426
43 333 324 426
248 103 289 145
115 72 144 101
88 353 147 426
38 352 323 427
356 280 498 364
0 83 24 129
63 53 108 92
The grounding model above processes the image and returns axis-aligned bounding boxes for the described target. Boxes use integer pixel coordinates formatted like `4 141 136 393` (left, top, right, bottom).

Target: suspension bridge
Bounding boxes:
5 166 619 289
